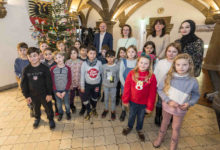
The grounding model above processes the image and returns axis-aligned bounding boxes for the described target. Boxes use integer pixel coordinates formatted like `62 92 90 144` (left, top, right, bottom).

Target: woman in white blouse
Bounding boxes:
147 19 170 59
116 24 137 56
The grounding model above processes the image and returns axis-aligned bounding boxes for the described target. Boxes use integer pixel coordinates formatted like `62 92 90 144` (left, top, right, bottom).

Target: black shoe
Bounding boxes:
119 111 126 122
71 105 76 114
58 114 63 121
49 119 55 129
33 119 40 129
137 131 145 141
101 110 108 118
122 127 132 136
66 113 71 120
111 112 116 120
79 108 86 116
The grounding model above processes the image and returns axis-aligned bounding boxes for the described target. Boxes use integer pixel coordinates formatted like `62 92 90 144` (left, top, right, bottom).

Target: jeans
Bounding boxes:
128 101 146 131
54 91 70 115
103 87 116 111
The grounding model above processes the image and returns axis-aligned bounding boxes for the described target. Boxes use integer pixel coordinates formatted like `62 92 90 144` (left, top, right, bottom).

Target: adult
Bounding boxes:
116 24 137 56
177 19 204 77
147 19 170 59
93 22 113 54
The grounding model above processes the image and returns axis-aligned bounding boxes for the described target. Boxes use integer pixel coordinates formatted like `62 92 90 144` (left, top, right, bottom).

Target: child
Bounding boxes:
122 53 157 141
74 40 81 51
65 47 84 115
153 53 200 150
142 41 158 64
21 47 55 129
119 45 137 121
42 47 59 116
115 47 127 106
56 41 68 61
79 45 87 61
101 50 119 120
80 46 102 120
154 43 181 126
51 52 72 121
39 41 49 62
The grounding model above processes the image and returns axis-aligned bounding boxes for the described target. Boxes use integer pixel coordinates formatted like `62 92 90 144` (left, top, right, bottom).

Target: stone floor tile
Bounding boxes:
0 145 13 150
94 128 104 136
84 129 94 137
59 139 72 149
106 144 118 150
35 141 48 150
118 143 131 150
50 131 62 140
105 135 116 145
73 129 84 138
115 134 127 144
83 137 94 147
130 142 143 150
62 130 73 139
47 140 60 150
94 136 105 146
71 137 83 148
104 127 114 135
3 135 19 145
11 144 25 150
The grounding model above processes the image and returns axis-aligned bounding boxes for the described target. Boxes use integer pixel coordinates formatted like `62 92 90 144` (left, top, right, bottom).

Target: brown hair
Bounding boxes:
163 53 194 94
53 51 64 57
17 42 28 50
121 24 132 38
126 45 137 59
133 54 153 83
56 41 65 49
39 41 48 46
165 42 181 58
43 47 54 54
117 47 126 59
151 18 166 37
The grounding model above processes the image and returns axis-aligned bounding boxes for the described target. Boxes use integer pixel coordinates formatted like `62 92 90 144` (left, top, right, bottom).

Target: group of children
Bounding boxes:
14 39 200 150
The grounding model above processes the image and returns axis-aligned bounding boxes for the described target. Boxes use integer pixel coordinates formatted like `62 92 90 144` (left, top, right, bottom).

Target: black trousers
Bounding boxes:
31 95 54 120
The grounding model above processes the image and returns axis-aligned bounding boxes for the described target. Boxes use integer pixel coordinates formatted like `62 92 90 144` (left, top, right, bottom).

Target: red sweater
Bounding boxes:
122 70 157 111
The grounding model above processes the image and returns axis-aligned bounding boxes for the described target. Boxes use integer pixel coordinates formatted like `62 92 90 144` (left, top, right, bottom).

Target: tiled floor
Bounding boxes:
0 88 220 150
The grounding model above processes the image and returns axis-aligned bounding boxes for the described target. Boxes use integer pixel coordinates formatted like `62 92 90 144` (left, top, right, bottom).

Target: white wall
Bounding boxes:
0 0 36 87
86 0 213 52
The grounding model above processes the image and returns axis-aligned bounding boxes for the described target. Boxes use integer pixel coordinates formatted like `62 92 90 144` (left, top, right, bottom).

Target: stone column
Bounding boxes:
96 20 116 34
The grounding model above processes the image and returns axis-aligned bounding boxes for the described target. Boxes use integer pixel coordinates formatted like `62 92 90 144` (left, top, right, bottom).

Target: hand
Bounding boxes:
168 100 179 108
61 92 66 99
179 103 189 111
56 92 62 99
26 97 32 104
123 103 129 107
81 89 85 93
146 109 152 114
46 95 52 102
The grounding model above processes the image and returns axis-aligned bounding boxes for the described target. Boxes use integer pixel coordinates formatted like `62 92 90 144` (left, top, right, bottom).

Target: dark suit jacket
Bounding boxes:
93 32 113 53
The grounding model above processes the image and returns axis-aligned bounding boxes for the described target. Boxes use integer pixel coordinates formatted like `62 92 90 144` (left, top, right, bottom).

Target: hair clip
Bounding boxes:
140 52 151 59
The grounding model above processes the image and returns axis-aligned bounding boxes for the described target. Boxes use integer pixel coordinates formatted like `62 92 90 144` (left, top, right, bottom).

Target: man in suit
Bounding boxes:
93 22 113 54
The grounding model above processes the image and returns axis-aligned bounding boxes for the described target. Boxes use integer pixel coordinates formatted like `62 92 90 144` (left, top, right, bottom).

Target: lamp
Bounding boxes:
0 0 7 18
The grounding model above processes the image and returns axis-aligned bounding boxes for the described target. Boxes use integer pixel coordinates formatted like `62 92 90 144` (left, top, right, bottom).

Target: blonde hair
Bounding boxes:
163 53 194 94
132 55 153 83
53 51 64 57
165 42 181 58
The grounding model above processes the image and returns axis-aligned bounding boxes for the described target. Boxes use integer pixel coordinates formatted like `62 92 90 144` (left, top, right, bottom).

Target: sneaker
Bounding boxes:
119 110 126 122
84 113 91 120
71 105 76 114
79 108 86 116
66 113 71 120
58 114 63 121
91 109 98 118
49 119 56 129
55 112 59 116
111 112 116 120
101 110 108 118
137 131 145 141
33 119 40 129
122 127 132 136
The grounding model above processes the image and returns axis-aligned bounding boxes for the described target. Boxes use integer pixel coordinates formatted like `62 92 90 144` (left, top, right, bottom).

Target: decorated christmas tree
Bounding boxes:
29 0 78 48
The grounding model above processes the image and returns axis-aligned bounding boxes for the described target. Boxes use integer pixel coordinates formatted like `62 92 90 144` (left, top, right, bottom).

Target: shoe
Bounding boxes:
33 119 40 129
79 108 86 116
137 131 145 141
101 110 108 118
66 113 71 120
84 112 91 120
71 105 76 114
153 130 166 148
49 119 55 129
55 112 59 116
91 109 98 118
111 112 116 120
122 127 132 136
119 110 126 122
58 114 63 121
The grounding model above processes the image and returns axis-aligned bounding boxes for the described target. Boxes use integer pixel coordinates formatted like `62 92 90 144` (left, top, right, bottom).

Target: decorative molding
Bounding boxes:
0 0 7 18
196 24 215 32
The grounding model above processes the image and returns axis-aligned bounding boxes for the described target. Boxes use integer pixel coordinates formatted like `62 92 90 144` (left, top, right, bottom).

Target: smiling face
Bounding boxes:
180 22 191 36
175 58 190 76
127 48 136 60
144 45 154 54
166 46 178 61
122 26 130 37
138 57 150 72
99 23 107 33
74 42 81 49
40 43 48 52
28 52 40 66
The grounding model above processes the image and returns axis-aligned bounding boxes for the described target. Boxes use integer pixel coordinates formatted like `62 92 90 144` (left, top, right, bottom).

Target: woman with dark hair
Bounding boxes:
177 19 204 77
147 19 170 59
116 24 137 56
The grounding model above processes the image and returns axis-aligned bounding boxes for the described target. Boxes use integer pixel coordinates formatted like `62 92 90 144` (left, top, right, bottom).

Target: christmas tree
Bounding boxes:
29 0 78 48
